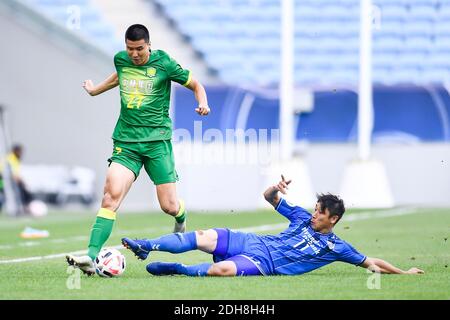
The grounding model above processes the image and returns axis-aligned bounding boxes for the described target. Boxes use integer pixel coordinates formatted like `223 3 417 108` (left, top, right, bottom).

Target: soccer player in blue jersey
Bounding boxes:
122 175 424 276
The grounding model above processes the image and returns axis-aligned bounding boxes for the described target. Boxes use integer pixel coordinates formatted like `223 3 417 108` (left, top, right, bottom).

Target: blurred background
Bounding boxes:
0 0 449 215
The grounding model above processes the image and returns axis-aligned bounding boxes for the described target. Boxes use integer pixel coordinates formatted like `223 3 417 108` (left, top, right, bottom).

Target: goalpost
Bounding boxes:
266 0 316 208
340 0 394 208
276 0 393 208
280 0 294 162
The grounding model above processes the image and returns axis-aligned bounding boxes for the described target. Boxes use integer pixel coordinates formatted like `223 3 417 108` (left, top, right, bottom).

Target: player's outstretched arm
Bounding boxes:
360 257 424 274
83 72 119 96
264 175 292 208
185 77 210 115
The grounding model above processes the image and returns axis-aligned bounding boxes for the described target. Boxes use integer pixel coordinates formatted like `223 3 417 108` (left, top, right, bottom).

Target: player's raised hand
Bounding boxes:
82 79 95 96
276 174 292 195
195 105 210 116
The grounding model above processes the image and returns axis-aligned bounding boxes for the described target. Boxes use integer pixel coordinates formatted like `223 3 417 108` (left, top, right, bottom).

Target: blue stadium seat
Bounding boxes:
379 4 408 20
408 5 438 22
422 68 450 83
155 0 449 85
397 52 428 68
403 21 435 37
407 0 440 5
404 36 433 53
373 53 398 69
374 36 404 53
435 21 450 36
325 68 359 85
438 3 450 15
373 0 405 5
427 53 450 68
376 20 404 37
389 67 422 84
373 67 393 84
25 0 119 55
434 36 450 53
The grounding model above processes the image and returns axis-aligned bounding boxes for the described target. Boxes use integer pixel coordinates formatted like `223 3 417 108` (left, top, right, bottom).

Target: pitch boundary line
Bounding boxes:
0 207 421 264
0 227 173 251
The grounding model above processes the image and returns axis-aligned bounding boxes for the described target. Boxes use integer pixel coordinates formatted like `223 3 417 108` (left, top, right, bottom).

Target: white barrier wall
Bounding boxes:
171 142 450 211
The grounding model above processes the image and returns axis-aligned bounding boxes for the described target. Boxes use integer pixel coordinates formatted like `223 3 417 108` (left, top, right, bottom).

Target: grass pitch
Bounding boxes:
0 207 449 300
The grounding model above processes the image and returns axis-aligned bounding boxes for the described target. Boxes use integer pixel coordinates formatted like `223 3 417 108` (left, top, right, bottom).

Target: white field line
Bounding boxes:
343 207 421 221
0 207 421 264
0 227 172 251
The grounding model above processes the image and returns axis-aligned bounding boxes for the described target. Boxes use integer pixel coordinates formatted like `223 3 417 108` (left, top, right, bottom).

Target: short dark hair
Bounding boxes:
125 24 150 43
12 144 22 153
316 193 345 223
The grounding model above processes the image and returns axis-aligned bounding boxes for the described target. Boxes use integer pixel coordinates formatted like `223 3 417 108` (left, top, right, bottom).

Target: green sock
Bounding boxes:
87 209 116 260
174 200 186 223
175 211 186 223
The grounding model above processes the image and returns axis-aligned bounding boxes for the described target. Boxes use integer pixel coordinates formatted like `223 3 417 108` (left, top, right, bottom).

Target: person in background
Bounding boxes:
0 144 34 212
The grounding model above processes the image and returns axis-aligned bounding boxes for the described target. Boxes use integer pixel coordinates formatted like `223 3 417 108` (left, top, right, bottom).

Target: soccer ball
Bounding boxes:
28 200 48 217
95 248 126 277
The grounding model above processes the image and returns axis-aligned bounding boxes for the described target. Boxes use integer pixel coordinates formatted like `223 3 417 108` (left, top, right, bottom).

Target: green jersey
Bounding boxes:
112 50 191 142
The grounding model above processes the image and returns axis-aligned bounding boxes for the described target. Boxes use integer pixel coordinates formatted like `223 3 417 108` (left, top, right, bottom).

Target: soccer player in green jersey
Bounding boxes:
66 24 210 275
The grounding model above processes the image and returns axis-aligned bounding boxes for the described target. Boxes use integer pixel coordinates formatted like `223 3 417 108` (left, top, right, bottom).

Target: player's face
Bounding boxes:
126 39 150 65
311 203 335 233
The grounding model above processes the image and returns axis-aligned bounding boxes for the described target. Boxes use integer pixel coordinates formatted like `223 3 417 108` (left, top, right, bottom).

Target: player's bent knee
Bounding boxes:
196 229 218 252
196 229 216 239
195 229 214 242
101 192 121 211
195 230 209 246
207 262 236 276
160 201 178 216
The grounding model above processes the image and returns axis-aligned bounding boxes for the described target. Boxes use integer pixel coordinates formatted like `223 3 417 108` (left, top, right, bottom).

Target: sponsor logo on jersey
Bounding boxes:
146 67 157 77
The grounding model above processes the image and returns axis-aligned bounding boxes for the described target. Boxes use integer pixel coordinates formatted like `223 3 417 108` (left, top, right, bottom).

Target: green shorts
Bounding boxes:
108 140 178 185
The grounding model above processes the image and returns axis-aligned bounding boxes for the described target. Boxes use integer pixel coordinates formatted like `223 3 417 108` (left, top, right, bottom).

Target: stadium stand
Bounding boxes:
23 0 122 54
22 0 450 86
16 0 450 143
154 0 450 86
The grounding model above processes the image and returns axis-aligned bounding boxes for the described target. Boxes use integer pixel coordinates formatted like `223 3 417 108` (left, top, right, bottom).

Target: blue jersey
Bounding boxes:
258 199 366 275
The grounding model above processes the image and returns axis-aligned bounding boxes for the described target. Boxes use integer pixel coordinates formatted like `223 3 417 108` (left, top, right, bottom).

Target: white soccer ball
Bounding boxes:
95 248 126 277
28 200 48 217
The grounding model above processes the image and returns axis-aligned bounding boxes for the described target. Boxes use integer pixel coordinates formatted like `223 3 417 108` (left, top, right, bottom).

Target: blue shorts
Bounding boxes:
212 228 273 276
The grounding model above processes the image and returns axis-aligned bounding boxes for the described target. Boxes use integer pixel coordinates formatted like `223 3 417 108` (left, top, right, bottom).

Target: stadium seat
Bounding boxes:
373 67 393 84
154 0 450 85
374 36 404 53
376 20 404 37
409 5 437 21
379 4 408 20
24 0 119 55
404 36 433 53
438 4 450 20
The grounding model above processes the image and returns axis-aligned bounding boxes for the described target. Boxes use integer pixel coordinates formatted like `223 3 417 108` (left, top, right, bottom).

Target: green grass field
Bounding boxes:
0 207 449 300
